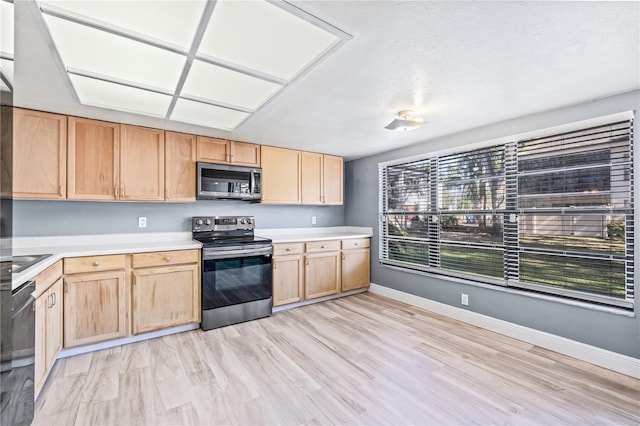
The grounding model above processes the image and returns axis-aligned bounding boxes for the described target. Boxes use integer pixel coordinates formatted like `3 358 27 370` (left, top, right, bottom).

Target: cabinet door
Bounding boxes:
63 270 127 348
120 125 165 201
341 249 370 292
46 278 63 369
301 151 322 204
197 136 229 164
132 264 199 334
230 141 260 167
13 108 67 199
68 117 120 200
261 146 301 204
34 291 48 397
273 255 304 306
323 154 343 205
305 252 341 299
165 131 196 202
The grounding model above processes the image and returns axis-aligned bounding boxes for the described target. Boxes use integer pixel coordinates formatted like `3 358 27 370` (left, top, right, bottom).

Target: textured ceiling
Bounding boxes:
13 0 640 160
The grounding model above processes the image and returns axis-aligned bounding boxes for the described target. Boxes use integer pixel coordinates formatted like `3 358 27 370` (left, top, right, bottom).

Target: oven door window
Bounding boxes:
202 255 272 309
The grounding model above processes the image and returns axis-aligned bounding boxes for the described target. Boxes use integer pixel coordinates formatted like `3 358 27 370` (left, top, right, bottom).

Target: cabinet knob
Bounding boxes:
165 257 170 262
354 242 358 245
285 248 291 251
93 261 100 267
321 245 325 249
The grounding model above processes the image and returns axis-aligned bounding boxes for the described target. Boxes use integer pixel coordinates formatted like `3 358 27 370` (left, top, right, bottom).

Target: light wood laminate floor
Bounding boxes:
34 293 640 425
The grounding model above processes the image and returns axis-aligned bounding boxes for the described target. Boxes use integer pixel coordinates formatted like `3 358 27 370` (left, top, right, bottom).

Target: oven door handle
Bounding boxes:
203 247 273 260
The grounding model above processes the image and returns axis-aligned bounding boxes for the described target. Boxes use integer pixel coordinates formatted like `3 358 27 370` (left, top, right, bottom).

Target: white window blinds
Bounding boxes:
379 118 634 309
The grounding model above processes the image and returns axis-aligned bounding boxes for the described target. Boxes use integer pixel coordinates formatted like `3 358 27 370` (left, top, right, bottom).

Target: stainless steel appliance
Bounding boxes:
197 162 262 201
192 216 272 330
0 275 35 426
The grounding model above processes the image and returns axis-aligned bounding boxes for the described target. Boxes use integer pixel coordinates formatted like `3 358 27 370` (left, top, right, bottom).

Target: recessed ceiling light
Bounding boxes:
39 0 207 50
38 0 349 132
181 60 282 110
69 74 172 118
171 98 250 130
197 0 340 80
43 14 186 91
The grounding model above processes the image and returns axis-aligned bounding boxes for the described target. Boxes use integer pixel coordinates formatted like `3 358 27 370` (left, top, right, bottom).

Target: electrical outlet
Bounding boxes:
138 217 147 228
461 293 469 306
311 216 317 225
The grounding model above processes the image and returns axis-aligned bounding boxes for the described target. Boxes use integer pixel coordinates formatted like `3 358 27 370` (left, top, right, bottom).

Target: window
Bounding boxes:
379 118 634 309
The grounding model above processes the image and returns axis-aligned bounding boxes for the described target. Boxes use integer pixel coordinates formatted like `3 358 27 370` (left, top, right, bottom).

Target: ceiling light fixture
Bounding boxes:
384 110 424 131
38 0 351 131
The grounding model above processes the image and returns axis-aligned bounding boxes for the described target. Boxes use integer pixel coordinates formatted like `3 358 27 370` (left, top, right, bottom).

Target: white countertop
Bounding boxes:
11 232 201 290
9 227 373 290
256 226 373 243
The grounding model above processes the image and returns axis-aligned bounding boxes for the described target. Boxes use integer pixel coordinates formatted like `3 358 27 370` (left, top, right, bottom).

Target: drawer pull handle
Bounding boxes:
93 261 100 267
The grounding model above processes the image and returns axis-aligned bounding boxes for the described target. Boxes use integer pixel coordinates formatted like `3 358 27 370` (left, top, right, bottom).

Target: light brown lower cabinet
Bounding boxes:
273 243 304 306
34 277 62 398
131 250 200 335
341 238 371 292
273 238 371 307
305 242 341 299
63 255 127 348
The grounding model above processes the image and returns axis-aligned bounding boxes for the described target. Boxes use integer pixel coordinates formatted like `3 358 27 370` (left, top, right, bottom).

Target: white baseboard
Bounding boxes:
58 323 200 359
368 284 640 379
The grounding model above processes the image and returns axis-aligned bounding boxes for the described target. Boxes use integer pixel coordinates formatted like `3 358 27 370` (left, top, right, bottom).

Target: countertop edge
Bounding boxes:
12 240 202 290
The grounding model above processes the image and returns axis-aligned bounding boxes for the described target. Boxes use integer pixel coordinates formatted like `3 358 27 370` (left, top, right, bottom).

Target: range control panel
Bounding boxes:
192 216 255 232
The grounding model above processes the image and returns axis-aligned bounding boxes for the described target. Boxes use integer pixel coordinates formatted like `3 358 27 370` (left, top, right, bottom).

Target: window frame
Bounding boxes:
379 114 635 310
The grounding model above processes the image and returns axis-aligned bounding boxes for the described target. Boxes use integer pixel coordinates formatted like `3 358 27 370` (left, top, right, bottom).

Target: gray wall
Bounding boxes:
345 90 640 359
13 199 344 236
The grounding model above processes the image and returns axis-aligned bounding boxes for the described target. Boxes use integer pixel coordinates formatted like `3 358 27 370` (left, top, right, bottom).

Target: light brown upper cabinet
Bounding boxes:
322 154 343 205
196 136 228 164
165 131 196 202
67 117 120 200
230 141 260 167
13 108 67 199
197 136 260 167
261 146 301 204
120 125 165 201
301 152 343 205
68 118 166 201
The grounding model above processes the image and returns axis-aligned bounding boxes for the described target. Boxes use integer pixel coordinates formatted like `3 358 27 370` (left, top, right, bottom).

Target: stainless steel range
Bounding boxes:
192 216 273 331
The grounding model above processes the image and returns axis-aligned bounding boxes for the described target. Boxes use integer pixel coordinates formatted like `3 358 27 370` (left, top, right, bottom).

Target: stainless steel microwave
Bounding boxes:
197 162 262 201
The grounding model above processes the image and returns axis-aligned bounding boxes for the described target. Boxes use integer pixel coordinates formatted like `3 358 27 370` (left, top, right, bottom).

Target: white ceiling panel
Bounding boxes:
69 74 172 117
181 60 282 110
43 14 185 91
171 98 249 130
198 0 340 80
39 0 207 50
1 1 14 56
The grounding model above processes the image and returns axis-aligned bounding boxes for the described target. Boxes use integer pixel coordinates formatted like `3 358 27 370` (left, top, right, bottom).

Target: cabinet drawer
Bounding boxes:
273 243 304 256
34 261 62 296
305 240 340 253
131 249 199 268
64 255 126 274
342 238 370 250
